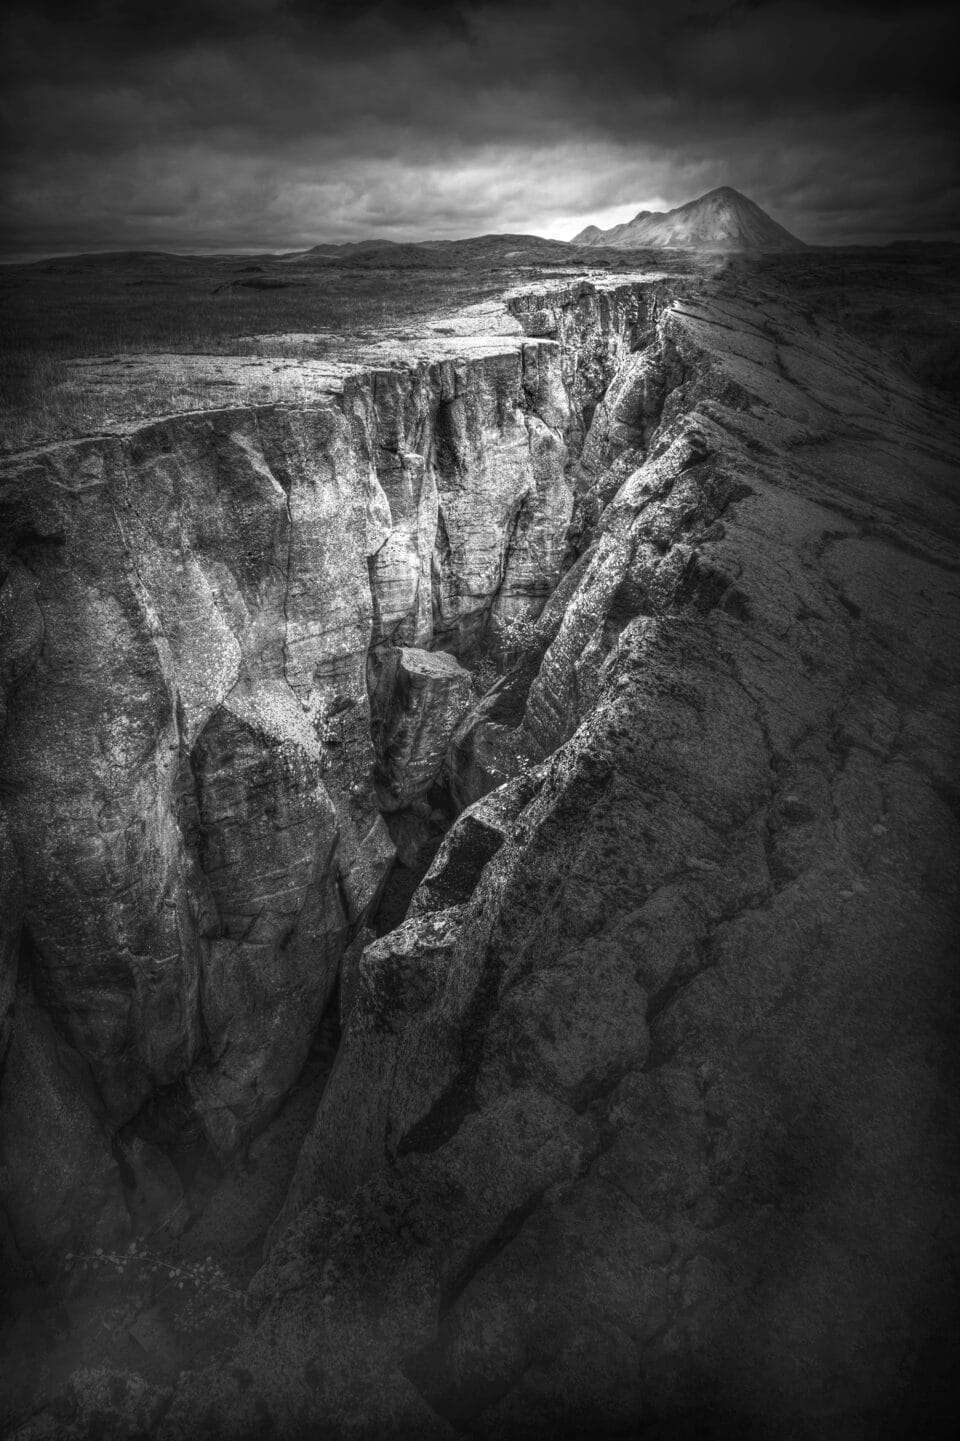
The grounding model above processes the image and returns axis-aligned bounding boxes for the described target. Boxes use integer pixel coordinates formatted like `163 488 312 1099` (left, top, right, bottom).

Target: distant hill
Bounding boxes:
289 233 616 269
573 187 805 251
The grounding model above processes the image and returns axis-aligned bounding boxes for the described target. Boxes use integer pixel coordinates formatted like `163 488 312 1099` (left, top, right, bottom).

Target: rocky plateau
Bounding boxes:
0 250 958 1439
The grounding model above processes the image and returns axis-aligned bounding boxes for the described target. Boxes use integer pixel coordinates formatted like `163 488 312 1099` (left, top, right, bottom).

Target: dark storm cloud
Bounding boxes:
0 0 956 256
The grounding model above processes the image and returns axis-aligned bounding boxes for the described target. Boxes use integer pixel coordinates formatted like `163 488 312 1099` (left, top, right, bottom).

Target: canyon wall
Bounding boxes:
0 332 585 1260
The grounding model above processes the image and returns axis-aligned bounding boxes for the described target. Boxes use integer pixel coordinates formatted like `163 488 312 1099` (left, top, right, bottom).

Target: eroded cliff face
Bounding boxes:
2 268 959 1438
0 336 574 1229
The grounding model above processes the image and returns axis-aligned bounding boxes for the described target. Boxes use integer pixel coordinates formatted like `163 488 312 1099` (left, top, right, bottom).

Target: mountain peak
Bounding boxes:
573 186 804 251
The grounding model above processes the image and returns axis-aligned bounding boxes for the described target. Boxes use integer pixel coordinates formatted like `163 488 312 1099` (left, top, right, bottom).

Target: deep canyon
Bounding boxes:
1 255 959 1439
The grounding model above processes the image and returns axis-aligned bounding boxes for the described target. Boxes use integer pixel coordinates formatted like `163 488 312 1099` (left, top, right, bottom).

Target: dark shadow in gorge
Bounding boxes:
373 782 458 938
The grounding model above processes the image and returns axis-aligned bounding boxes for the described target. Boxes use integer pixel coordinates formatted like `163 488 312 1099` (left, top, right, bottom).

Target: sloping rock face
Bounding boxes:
0 340 572 1216
173 276 960 1438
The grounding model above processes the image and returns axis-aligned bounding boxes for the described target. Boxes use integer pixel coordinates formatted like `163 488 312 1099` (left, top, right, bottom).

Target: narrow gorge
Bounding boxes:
1 267 958 1439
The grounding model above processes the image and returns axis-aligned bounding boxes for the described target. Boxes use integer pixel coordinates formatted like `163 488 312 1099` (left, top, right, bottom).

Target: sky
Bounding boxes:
0 0 956 259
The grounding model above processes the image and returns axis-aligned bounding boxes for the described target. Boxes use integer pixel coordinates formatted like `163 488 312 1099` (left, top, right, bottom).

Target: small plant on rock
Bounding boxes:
496 612 541 662
63 1241 246 1341
471 654 499 697
470 611 544 696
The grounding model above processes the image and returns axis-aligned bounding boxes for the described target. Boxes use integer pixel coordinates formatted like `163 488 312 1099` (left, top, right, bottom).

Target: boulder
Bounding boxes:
374 647 473 810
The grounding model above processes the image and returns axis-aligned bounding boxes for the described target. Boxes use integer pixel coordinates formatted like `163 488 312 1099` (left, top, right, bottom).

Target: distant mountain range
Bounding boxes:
16 188 808 275
573 186 805 251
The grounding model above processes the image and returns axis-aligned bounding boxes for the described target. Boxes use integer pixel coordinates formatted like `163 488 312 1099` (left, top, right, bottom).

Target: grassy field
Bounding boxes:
0 253 522 450
1 243 957 452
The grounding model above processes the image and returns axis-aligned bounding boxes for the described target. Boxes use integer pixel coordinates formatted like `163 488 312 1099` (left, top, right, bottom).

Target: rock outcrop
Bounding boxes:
372 646 473 810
